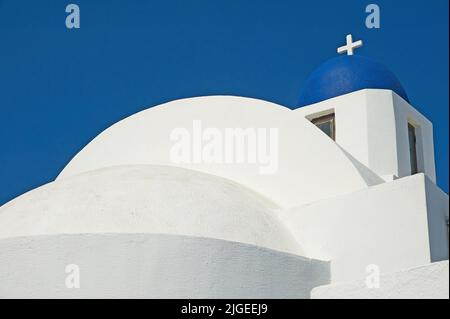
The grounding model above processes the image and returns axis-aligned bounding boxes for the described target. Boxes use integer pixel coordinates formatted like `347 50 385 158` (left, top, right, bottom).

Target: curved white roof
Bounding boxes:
57 95 376 208
0 165 303 255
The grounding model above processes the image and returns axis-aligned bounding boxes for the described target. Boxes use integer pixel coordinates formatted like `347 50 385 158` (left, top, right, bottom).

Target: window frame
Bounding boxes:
408 122 419 175
311 113 336 140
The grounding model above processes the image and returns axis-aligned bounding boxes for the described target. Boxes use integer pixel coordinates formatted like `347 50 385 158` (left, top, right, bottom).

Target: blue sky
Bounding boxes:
0 0 448 205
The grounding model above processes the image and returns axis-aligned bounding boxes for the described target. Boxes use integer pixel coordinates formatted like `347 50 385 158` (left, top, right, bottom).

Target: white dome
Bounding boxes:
0 165 303 255
57 95 377 208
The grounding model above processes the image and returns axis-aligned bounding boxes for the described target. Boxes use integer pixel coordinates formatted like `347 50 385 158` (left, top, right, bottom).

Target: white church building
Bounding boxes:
0 35 448 298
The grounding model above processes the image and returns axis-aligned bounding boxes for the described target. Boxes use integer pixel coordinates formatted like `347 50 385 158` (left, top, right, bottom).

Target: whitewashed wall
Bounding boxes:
278 173 449 283
0 233 329 298
311 261 449 299
0 165 332 298
295 89 436 182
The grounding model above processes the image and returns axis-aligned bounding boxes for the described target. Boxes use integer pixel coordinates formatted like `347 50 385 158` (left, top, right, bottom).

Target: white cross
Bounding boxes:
337 34 363 56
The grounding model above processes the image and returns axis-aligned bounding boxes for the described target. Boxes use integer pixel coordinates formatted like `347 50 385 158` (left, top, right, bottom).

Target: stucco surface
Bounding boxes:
56 95 375 208
311 261 449 299
295 89 436 182
0 93 446 299
0 233 330 298
0 165 302 255
278 174 449 282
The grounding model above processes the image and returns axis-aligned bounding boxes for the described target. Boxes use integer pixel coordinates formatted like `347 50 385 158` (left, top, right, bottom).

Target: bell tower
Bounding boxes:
295 35 436 182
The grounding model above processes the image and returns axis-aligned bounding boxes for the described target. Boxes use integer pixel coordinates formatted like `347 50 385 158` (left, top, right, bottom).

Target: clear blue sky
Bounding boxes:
0 0 448 205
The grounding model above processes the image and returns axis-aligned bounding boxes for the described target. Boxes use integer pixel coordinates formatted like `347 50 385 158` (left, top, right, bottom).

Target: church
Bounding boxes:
0 35 448 298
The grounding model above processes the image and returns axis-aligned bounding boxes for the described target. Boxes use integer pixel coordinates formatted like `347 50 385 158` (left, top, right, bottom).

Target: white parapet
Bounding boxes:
311 260 449 299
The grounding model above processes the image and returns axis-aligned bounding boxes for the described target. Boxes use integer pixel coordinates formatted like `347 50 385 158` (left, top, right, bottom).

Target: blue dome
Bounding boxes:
297 55 409 107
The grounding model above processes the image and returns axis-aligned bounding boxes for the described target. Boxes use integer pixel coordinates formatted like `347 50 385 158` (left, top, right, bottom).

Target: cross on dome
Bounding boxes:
337 34 363 56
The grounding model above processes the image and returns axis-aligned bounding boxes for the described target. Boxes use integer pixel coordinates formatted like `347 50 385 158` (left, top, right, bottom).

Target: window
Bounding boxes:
311 113 335 140
443 219 450 251
408 123 418 175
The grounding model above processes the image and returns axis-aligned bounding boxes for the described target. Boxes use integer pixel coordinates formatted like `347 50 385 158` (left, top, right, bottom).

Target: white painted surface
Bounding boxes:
311 261 449 299
425 177 450 262
0 234 329 298
295 89 436 182
0 165 302 255
0 92 446 299
56 95 377 208
337 34 363 56
392 93 436 180
278 173 449 282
